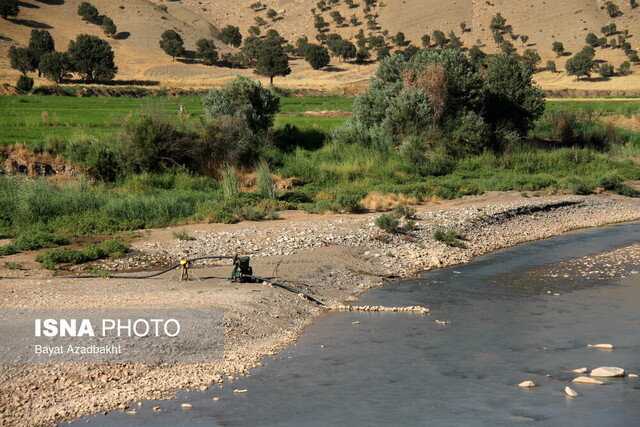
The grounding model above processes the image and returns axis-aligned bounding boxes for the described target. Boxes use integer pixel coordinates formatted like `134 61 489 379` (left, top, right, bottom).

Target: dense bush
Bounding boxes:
35 238 129 270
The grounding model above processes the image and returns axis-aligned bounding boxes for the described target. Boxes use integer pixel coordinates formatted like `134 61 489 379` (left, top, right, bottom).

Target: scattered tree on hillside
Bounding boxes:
349 14 359 26
68 34 117 81
552 41 565 56
219 25 242 47
39 51 72 83
468 45 486 67
304 43 331 69
77 2 100 24
376 46 390 60
565 50 596 79
521 49 541 71
250 1 264 11
546 60 557 72
393 32 406 46
631 0 639 9
266 8 277 20
448 31 462 50
295 36 310 56
421 34 431 48
460 22 468 33
254 16 267 26
27 29 55 77
346 0 356 8
330 10 345 26
618 61 631 75
196 39 218 65
254 37 291 85
432 30 447 48
605 1 621 18
249 26 261 36
500 40 516 55
102 17 117 38
520 35 529 46
586 32 599 47
489 12 507 33
8 46 34 75
314 15 329 32
0 0 19 19
355 48 371 63
159 30 185 61
202 75 280 133
599 63 615 77
601 23 617 36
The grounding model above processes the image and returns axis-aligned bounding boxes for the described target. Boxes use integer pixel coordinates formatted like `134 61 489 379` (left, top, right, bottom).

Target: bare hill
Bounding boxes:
2 0 640 91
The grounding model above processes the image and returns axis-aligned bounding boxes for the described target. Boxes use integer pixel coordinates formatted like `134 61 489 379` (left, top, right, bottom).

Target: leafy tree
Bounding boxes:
601 23 617 36
304 43 330 69
334 39 357 61
565 50 596 79
432 30 447 48
202 75 280 133
16 75 34 93
605 1 621 18
346 0 356 7
39 51 72 83
196 39 218 65
520 35 529 45
248 26 261 36
447 31 462 50
546 60 557 72
102 16 117 38
618 61 631 75
254 16 267 26
8 46 34 75
500 40 516 56
521 48 541 71
484 54 545 135
355 48 371 63
599 63 615 77
159 30 184 61
254 38 291 85
552 41 565 56
295 36 310 56
330 10 345 25
266 8 277 19
490 12 507 33
68 34 117 81
350 14 359 26
219 25 242 47
393 31 406 46
468 45 486 67
0 0 19 19
421 34 431 48
632 0 639 9
460 21 468 33
376 46 391 60
586 32 599 47
27 29 55 76
314 15 329 32
77 2 99 23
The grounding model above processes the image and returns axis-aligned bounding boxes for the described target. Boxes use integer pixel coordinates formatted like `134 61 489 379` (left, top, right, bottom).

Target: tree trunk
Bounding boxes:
270 76 274 85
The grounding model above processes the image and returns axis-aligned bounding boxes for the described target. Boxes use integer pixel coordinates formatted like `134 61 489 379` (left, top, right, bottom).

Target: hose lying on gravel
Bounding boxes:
329 304 430 315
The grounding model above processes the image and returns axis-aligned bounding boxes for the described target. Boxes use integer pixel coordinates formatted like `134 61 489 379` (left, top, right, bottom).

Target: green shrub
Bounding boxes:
375 213 400 233
35 238 129 270
236 205 265 221
221 165 240 204
393 205 417 219
433 227 466 248
334 191 364 213
564 177 594 195
16 75 34 94
5 262 22 270
599 172 622 190
256 160 276 199
172 229 195 241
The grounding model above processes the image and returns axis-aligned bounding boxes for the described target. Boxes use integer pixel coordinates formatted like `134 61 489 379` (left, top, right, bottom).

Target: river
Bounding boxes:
76 222 640 426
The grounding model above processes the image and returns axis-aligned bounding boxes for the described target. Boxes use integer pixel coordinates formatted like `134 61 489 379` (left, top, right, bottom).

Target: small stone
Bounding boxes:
587 343 613 349
234 389 247 393
199 385 207 392
572 376 603 385
590 367 625 377
212 397 220 401
628 374 639 378
565 387 578 397
126 410 137 415
572 367 588 374
152 406 162 412
181 403 192 409
352 321 360 325
518 381 536 388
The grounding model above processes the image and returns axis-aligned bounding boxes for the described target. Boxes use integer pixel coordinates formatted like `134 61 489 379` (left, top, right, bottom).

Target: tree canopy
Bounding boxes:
304 43 330 69
159 30 184 61
196 39 218 65
219 25 242 47
68 34 117 81
0 0 19 19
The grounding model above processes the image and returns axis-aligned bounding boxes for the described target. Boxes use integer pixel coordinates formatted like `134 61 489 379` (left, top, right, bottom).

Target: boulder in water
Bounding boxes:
572 376 603 385
518 381 536 388
590 367 624 377
565 386 578 397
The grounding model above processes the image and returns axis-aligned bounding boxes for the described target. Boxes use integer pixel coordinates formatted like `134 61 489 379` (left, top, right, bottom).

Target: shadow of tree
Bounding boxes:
115 32 130 40
9 18 52 28
18 1 40 9
35 0 64 4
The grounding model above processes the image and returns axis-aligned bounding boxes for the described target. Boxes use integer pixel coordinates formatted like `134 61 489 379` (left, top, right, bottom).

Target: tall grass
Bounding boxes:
256 160 276 199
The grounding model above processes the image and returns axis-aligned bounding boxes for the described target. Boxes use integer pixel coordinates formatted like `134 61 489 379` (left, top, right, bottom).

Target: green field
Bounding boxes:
0 95 352 146
545 99 640 117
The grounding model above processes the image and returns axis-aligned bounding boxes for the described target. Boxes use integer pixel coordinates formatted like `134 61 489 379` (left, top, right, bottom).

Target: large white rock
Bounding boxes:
518 381 536 388
590 367 625 377
572 376 603 385
628 374 639 378
565 386 578 397
572 367 588 374
181 403 193 409
587 343 614 349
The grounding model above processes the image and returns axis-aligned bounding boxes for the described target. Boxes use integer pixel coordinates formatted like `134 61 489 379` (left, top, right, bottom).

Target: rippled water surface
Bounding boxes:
81 222 640 426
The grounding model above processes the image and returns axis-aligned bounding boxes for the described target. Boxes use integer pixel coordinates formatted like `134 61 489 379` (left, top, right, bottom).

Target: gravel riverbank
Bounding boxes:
1 192 639 426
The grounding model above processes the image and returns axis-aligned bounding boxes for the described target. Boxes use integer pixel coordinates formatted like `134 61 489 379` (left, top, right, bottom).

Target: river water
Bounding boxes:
79 222 640 426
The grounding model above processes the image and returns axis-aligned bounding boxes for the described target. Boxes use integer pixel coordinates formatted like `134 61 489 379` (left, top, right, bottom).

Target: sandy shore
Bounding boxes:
1 192 640 426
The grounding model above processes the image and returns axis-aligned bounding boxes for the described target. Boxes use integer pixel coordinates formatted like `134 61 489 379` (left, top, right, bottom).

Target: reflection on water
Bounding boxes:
79 222 640 426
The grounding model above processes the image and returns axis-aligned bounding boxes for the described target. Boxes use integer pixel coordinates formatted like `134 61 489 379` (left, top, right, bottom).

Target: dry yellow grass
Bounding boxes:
360 192 418 212
2 0 640 90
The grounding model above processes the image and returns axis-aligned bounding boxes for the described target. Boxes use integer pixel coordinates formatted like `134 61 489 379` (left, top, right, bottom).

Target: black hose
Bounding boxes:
242 274 326 306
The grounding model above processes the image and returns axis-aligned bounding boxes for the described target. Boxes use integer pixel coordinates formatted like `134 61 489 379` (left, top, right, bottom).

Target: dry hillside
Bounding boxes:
1 0 640 91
